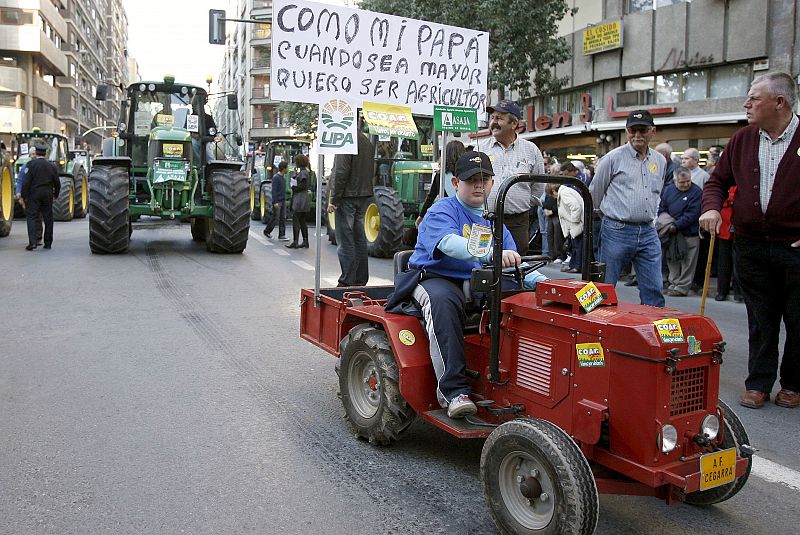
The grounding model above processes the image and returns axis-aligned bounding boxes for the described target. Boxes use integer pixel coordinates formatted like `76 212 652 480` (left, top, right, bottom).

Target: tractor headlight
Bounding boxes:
180 86 188 95
138 83 146 92
700 415 720 439
147 83 156 91
118 122 127 132
659 424 678 453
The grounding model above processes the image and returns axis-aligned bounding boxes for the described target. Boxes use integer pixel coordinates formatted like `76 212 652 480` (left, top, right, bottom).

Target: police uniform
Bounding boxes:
20 145 60 249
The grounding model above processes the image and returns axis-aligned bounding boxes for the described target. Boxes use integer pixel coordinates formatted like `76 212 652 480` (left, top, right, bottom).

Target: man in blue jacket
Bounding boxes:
658 167 701 296
263 160 288 240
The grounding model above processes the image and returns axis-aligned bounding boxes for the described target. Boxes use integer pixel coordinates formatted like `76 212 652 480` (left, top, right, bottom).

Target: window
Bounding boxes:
628 0 689 13
710 64 750 99
625 64 751 103
0 7 34 25
0 56 19 67
0 92 18 108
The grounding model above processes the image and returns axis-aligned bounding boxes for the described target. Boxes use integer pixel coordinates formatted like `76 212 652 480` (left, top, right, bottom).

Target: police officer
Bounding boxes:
20 142 60 250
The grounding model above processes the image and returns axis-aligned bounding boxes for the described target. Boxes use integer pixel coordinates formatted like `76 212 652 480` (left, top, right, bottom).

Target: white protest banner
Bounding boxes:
316 98 358 155
271 0 489 116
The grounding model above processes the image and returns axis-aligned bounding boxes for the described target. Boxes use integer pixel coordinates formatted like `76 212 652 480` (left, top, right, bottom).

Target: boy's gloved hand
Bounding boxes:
523 270 548 289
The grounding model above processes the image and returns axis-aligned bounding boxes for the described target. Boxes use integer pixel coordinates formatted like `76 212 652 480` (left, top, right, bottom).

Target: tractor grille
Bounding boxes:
516 337 553 397
670 366 707 416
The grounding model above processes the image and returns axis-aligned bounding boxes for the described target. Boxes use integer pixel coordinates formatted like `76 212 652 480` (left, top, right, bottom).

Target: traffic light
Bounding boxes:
209 9 226 45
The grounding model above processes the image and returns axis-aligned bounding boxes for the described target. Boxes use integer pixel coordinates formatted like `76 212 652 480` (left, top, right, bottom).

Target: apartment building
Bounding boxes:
492 0 799 166
0 0 68 144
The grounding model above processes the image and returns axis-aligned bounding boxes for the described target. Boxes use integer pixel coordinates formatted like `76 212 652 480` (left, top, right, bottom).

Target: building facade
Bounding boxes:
488 0 798 168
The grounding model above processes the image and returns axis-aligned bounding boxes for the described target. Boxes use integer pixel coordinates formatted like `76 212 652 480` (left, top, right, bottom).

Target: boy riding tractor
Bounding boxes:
299 160 751 533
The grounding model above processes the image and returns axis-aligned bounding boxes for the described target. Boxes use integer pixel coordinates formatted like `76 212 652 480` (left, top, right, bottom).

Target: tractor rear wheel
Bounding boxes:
260 184 273 226
73 167 88 218
89 165 130 254
250 179 261 220
0 163 13 237
52 176 75 221
190 217 207 242
481 418 599 535
684 400 752 505
205 168 250 253
339 324 415 446
365 186 403 258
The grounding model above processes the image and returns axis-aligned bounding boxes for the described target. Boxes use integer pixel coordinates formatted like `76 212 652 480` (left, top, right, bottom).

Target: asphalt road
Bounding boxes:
1 218 797 534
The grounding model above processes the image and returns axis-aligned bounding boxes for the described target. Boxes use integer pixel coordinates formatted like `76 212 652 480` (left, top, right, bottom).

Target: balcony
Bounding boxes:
0 66 26 93
250 117 291 139
251 86 270 102
33 77 59 107
32 112 65 132
0 26 67 75
252 56 270 72
253 0 272 10
0 108 24 132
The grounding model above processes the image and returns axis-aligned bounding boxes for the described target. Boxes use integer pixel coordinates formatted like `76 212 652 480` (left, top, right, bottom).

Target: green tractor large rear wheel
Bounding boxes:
205 168 250 253
89 165 130 254
0 163 13 237
365 186 403 258
73 167 88 218
52 176 75 221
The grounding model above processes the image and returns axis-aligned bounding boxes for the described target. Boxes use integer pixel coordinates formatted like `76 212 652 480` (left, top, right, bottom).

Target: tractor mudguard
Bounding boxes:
207 160 245 174
92 156 132 168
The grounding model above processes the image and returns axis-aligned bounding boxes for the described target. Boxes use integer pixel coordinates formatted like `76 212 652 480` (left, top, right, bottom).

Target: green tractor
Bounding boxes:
10 129 89 221
0 143 13 237
91 76 249 254
326 118 435 258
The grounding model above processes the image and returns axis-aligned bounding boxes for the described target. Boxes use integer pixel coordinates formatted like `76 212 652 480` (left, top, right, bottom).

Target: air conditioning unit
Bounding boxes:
616 89 654 107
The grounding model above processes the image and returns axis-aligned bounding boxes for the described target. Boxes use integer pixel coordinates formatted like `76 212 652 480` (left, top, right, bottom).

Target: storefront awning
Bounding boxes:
362 101 419 140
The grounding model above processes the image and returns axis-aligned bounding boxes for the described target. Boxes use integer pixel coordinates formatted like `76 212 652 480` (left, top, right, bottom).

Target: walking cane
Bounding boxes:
699 232 716 316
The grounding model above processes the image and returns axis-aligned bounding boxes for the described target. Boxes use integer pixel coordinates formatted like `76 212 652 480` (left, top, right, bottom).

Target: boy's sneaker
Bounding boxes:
278 236 290 241
552 258 563 264
447 394 477 419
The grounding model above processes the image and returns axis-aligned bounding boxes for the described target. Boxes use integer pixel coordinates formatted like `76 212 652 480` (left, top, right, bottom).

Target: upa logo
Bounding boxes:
320 98 355 149
576 343 606 368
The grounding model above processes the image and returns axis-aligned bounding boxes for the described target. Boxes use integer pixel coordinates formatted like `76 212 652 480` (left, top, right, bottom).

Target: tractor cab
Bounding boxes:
12 129 69 178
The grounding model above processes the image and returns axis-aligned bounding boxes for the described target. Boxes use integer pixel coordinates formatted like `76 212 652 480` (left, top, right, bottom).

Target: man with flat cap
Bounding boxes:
590 110 667 306
477 99 545 255
386 151 547 419
20 142 60 250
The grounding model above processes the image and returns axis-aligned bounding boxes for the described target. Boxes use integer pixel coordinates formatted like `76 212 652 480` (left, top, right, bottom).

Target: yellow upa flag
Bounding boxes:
362 101 419 140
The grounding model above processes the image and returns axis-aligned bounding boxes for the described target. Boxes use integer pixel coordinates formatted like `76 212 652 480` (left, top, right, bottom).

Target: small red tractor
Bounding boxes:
300 174 752 534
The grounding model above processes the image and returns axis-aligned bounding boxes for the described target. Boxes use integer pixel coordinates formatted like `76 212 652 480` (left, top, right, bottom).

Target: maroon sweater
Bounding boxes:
702 118 800 241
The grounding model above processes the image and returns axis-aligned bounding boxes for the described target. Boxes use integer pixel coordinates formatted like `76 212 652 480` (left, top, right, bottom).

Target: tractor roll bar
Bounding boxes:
489 173 603 383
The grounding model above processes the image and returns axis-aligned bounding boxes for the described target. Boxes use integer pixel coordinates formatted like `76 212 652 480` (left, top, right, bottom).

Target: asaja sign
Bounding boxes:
434 105 478 133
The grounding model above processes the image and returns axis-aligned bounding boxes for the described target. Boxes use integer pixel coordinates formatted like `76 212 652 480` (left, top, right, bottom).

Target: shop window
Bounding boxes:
682 70 707 101
656 73 679 103
625 76 655 92
710 64 750 99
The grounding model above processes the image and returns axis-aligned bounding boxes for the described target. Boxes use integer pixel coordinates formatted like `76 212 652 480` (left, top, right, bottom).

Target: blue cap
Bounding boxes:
486 99 522 120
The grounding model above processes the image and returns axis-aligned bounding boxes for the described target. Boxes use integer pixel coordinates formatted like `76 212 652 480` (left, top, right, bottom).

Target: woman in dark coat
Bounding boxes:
287 154 310 248
415 139 466 227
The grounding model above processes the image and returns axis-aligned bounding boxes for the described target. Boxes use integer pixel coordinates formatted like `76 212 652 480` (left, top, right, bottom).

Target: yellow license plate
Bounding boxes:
699 447 737 490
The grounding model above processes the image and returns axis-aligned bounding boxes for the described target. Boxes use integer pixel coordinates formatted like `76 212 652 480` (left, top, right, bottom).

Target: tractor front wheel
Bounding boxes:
52 176 75 221
89 165 130 254
190 217 207 242
339 324 415 446
481 418 599 535
365 186 403 258
73 167 88 218
0 163 13 237
250 179 261 220
260 184 273 226
684 400 752 505
205 168 250 253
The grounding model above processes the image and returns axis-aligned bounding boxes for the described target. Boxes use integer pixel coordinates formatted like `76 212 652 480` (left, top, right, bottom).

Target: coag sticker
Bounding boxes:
576 343 605 368
186 114 199 133
467 223 492 257
648 162 658 174
687 335 701 355
398 330 415 346
19 143 29 155
163 143 183 157
575 281 604 313
156 114 174 126
654 318 685 344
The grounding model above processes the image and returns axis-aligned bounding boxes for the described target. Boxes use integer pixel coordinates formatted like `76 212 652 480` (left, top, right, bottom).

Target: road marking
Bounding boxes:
371 276 393 286
292 260 314 271
249 230 272 247
273 249 290 256
752 455 800 491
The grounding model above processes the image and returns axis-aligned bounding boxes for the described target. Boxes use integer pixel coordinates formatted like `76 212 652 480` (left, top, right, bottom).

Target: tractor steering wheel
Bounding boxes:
501 256 547 289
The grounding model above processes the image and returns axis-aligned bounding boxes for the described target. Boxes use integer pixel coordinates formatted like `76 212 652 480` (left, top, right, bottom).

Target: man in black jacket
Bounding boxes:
21 143 60 250
328 129 375 286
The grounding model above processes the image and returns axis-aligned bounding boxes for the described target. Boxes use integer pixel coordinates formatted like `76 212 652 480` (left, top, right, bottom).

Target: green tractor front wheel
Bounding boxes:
89 165 130 254
365 186 403 258
205 168 250 253
73 167 88 219
250 179 261 221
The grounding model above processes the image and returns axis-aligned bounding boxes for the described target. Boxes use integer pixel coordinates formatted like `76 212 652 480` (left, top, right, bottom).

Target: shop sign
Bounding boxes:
583 20 622 56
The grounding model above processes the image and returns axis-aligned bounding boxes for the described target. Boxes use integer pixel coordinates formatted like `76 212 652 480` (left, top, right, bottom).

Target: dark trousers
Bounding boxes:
265 201 286 238
716 237 740 297
504 210 530 255
569 233 583 270
546 216 565 260
26 189 53 246
291 209 308 245
735 236 800 393
335 196 371 286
